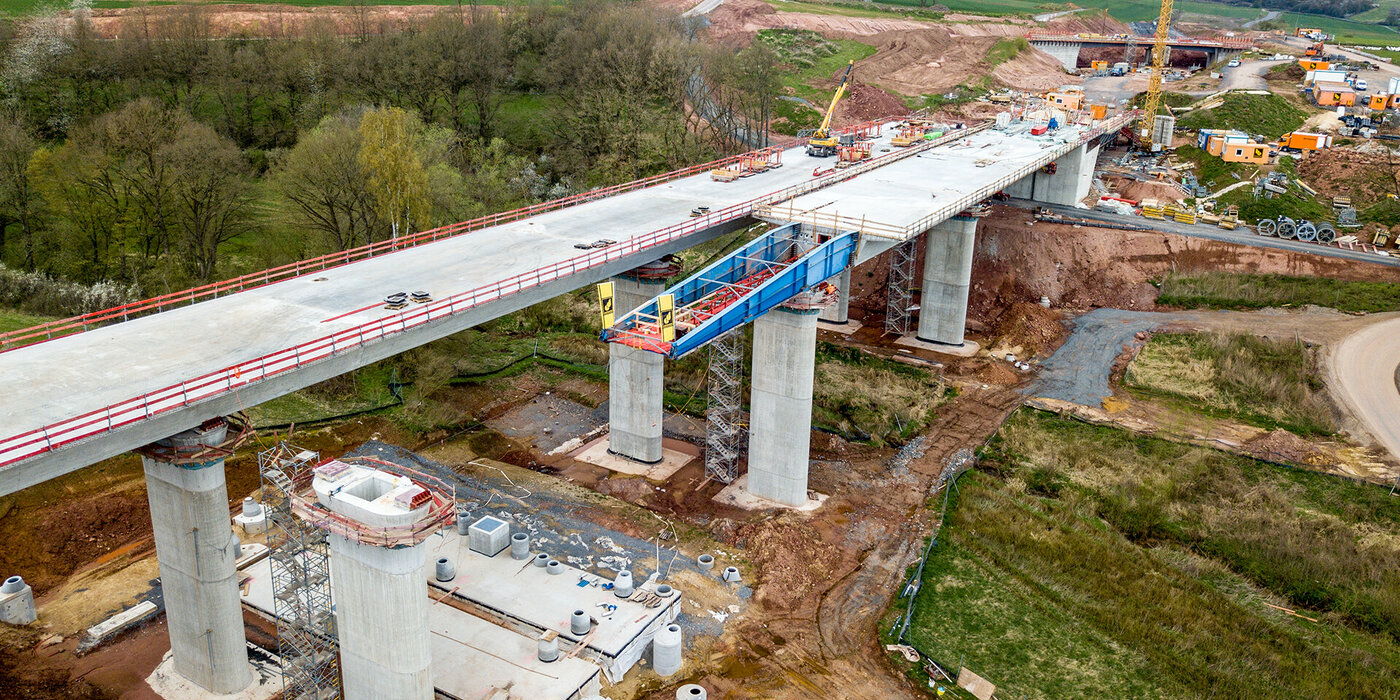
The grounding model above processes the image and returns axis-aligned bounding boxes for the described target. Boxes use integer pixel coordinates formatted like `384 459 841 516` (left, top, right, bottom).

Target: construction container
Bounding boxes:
1370 93 1389 110
1298 59 1329 71
1150 115 1175 149
1313 81 1355 107
1278 132 1332 151
1090 103 1109 120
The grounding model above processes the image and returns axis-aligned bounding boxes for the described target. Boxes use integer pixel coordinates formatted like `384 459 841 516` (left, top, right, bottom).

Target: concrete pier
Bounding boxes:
608 274 668 464
1029 142 1100 206
139 423 251 694
917 216 978 346
746 305 819 506
314 466 434 700
817 269 852 324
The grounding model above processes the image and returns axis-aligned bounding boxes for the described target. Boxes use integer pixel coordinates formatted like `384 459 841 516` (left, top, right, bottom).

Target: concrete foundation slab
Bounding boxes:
713 474 827 512
572 434 696 480
816 319 863 336
145 650 280 700
893 336 982 358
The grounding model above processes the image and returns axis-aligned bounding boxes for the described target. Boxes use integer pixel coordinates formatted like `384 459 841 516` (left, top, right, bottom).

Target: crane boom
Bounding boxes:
807 60 855 157
1139 0 1174 138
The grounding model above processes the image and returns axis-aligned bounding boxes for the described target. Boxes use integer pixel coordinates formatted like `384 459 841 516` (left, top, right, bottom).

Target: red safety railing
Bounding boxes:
1025 32 1254 49
0 116 921 469
0 116 898 354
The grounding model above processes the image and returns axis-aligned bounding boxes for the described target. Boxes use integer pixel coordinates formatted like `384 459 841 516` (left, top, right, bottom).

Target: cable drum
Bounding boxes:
1277 217 1297 240
1257 218 1277 236
1317 222 1337 243
1296 220 1317 242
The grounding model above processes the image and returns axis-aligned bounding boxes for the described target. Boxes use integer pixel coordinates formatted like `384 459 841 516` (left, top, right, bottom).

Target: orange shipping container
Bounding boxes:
1090 104 1108 119
1371 93 1389 110
1223 144 1270 164
1298 59 1329 71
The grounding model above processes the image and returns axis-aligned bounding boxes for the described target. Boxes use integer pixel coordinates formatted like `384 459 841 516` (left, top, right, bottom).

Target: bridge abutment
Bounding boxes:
608 271 670 464
138 421 252 695
1030 40 1082 71
745 304 819 507
917 216 978 346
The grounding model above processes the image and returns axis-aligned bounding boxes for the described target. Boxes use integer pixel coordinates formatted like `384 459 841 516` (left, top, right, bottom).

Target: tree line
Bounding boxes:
0 0 781 304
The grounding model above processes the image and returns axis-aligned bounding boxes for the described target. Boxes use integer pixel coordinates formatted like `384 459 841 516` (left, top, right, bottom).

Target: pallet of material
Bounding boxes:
710 168 742 182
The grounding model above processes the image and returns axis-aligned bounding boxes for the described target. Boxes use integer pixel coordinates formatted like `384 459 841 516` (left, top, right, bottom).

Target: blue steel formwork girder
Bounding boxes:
602 223 858 358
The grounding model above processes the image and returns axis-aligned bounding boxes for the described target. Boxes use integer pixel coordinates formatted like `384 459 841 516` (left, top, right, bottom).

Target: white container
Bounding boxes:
652 623 683 677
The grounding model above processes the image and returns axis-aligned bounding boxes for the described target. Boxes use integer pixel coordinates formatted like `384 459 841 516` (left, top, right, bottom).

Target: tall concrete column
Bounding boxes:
817 269 851 324
609 274 668 464
917 216 978 346
314 466 434 700
328 535 431 699
746 305 819 507
1030 142 1101 206
1002 174 1033 199
140 422 251 694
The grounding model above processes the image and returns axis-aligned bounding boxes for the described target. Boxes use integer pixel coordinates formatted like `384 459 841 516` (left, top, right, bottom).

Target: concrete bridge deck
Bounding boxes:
0 114 1127 495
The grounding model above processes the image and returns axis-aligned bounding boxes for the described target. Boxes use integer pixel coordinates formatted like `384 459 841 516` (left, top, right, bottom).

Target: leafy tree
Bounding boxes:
0 115 42 268
270 112 381 251
358 106 431 241
165 121 253 279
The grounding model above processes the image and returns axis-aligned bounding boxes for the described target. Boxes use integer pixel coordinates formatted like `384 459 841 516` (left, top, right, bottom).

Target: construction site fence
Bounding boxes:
0 117 900 354
759 112 1136 242
0 116 919 470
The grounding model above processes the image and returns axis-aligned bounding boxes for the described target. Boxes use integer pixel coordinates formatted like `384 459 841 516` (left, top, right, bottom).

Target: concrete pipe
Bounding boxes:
721 566 742 583
534 553 550 568
1296 220 1317 242
571 609 591 636
652 623 683 677
511 532 531 560
546 560 564 575
538 636 560 663
231 534 242 559
0 576 24 594
1317 222 1337 243
656 584 674 598
613 570 634 598
435 557 456 582
697 554 715 570
677 685 708 700
1257 218 1277 236
457 509 471 536
1277 217 1298 240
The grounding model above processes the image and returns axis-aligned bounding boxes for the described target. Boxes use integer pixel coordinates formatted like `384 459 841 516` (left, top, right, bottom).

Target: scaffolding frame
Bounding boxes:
705 329 745 484
884 238 918 336
258 443 341 700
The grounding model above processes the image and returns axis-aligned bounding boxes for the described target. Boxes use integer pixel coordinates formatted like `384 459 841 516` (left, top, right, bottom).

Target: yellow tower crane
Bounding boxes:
1138 0 1174 139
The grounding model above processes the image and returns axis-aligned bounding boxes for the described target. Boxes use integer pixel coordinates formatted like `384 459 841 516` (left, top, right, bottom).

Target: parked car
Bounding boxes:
1357 79 1368 91
1227 59 1241 67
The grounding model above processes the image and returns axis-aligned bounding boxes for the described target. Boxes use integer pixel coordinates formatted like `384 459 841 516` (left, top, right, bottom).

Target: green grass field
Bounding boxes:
891 410 1400 699
1177 92 1309 140
1125 332 1335 435
0 308 53 335
1158 271 1400 314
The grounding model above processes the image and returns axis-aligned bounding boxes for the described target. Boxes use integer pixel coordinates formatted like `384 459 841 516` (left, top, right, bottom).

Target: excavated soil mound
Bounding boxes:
735 517 841 611
1113 177 1188 203
1046 12 1130 35
1297 147 1400 210
856 28 1076 95
838 83 911 121
988 302 1067 356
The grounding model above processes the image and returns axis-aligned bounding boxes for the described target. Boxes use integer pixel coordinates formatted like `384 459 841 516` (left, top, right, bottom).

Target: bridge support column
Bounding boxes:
817 268 851 324
746 304 819 507
315 465 434 700
139 421 251 694
608 272 669 464
1030 141 1100 206
328 528 432 699
1003 173 1033 199
917 216 978 346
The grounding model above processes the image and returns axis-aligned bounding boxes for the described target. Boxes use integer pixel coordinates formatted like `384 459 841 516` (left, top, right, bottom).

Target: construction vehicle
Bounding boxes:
1137 0 1174 146
806 60 856 158
1305 41 1325 57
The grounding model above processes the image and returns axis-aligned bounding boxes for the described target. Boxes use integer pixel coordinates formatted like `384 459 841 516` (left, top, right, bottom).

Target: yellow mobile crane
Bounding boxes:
1138 0 1174 142
807 60 855 157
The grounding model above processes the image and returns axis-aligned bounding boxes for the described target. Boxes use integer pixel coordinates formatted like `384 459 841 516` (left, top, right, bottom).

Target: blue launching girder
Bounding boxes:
602 223 857 358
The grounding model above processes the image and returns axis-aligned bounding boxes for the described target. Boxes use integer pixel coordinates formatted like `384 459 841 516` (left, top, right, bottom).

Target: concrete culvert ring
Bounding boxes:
678 684 707 699
657 584 673 597
697 554 714 569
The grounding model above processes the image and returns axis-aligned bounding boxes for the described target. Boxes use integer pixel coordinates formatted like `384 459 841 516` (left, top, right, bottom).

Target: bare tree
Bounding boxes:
165 122 254 279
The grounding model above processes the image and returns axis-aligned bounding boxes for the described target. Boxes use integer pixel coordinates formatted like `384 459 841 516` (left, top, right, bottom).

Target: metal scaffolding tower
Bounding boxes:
258 443 341 700
884 238 918 336
705 329 745 484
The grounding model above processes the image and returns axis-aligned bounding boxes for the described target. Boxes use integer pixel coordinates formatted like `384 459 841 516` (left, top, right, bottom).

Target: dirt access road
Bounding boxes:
1329 315 1400 463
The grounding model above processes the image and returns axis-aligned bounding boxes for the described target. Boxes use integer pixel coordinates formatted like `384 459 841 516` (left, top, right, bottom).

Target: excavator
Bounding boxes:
806 60 855 157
